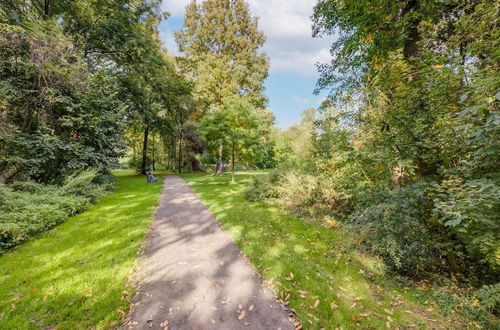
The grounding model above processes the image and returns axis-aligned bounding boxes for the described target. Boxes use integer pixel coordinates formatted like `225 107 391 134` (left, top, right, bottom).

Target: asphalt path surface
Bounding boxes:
126 175 294 330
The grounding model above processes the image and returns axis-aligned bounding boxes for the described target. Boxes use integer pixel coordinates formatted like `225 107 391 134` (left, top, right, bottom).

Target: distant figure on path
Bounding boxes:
146 171 157 183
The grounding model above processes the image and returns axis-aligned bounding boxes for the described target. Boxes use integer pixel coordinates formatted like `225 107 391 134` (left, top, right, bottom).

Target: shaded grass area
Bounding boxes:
0 171 163 329
181 172 470 329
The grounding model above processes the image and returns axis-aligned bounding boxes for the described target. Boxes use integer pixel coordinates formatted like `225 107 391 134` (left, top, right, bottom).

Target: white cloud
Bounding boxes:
161 0 191 17
292 95 309 105
160 0 333 76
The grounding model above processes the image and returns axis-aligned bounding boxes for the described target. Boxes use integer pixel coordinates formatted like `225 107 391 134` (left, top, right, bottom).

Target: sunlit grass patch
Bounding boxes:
181 171 469 329
0 173 163 329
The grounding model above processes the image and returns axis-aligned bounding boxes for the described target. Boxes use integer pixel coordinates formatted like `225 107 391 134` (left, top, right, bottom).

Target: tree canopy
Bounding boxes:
176 0 269 110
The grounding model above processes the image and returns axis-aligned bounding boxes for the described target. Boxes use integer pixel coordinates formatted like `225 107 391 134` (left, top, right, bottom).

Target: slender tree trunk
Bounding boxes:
169 145 174 171
178 134 182 174
151 134 156 171
44 0 49 16
231 141 235 183
141 126 149 174
132 143 136 168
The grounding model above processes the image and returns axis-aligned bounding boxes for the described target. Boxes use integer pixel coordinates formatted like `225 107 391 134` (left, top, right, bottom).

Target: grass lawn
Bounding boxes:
0 171 163 329
181 171 473 329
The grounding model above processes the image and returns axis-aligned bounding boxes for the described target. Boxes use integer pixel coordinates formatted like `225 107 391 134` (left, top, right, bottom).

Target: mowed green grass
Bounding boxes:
181 171 467 329
0 171 163 329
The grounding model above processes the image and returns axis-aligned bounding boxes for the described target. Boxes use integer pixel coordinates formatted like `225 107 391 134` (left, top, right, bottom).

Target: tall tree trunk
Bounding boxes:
151 134 156 171
402 0 421 60
178 134 182 174
132 143 136 168
141 126 149 174
231 141 235 182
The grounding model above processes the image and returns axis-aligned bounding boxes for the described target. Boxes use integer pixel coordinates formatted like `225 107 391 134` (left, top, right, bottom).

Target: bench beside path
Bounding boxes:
126 175 294 330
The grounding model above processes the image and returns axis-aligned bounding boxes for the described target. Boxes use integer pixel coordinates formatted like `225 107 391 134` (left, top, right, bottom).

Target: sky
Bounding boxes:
158 0 333 129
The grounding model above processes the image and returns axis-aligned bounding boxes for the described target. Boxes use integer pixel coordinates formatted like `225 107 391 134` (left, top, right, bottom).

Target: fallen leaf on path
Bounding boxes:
238 311 246 320
211 319 215 324
244 322 251 326
249 305 254 311
211 306 218 310
238 304 243 309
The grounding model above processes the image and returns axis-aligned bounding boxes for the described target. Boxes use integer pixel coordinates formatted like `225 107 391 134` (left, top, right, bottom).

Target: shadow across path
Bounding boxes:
126 176 294 330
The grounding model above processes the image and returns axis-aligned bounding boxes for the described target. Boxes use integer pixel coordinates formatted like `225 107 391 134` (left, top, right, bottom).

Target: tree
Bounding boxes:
273 108 316 171
175 0 269 110
0 20 125 183
198 96 261 181
0 0 189 179
311 0 500 277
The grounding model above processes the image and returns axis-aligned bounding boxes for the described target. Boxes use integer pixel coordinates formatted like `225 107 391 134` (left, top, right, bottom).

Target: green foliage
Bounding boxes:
272 108 316 171
176 0 269 109
0 172 163 328
305 0 500 282
244 170 281 201
349 182 445 277
0 0 188 180
476 283 500 312
0 169 108 252
198 96 274 172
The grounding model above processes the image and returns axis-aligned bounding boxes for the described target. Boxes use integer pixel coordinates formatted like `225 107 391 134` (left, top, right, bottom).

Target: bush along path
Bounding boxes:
0 172 164 329
126 175 294 329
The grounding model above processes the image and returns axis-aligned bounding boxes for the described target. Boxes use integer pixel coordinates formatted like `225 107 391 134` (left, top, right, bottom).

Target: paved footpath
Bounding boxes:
126 176 294 330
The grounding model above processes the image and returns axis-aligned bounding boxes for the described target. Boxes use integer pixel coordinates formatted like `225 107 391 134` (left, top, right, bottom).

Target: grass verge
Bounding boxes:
0 171 163 329
181 171 476 329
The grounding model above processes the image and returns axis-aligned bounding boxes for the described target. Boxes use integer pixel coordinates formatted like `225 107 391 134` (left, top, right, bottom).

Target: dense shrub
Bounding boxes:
476 283 500 313
244 170 282 201
0 169 109 252
245 169 354 219
349 182 446 278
